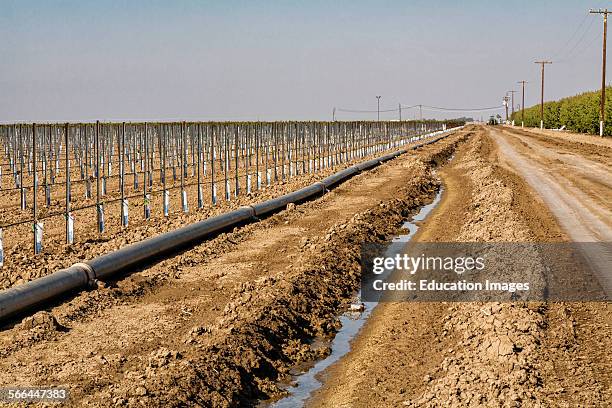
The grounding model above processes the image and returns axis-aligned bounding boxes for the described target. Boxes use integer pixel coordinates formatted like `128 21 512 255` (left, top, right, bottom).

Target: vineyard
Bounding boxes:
0 119 461 290
511 86 612 135
2 1 612 406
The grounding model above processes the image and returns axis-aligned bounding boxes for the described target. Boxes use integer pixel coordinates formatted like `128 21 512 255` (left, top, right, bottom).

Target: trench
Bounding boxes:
263 187 445 408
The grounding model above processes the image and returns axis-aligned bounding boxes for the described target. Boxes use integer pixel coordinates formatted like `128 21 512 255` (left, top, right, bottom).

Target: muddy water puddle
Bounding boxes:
262 188 444 407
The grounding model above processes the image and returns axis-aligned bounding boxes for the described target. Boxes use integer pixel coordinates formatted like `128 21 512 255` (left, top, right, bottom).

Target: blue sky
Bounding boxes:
0 0 610 121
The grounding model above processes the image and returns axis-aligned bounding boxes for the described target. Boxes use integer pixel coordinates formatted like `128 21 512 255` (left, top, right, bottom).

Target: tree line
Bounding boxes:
511 86 612 135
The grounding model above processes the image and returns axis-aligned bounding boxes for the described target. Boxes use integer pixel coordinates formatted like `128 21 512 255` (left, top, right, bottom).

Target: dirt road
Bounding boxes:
491 126 612 296
310 125 611 407
0 129 469 407
492 126 610 242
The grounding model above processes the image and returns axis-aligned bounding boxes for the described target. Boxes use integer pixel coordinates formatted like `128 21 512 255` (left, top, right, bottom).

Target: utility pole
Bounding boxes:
419 104 423 121
503 95 510 123
590 8 609 136
534 60 552 129
376 96 381 121
399 103 402 121
508 90 517 117
517 80 528 127
332 107 336 121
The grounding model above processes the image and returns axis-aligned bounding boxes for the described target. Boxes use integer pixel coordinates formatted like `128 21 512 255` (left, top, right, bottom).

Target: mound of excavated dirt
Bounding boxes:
402 130 611 407
104 138 465 407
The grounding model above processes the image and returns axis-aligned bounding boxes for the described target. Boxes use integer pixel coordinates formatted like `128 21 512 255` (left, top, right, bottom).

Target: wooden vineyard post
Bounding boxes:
181 122 188 212
234 124 239 197
96 121 104 233
223 126 230 201
197 123 203 208
19 125 25 210
163 125 169 217
120 122 128 227
33 124 40 254
211 124 217 205
255 123 260 190
144 123 150 219
63 123 73 244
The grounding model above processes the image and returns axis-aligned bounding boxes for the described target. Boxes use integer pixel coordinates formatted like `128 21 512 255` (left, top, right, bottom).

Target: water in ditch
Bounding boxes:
264 187 444 408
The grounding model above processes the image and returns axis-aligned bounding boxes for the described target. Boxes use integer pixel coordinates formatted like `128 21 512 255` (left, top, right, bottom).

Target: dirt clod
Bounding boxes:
18 311 61 332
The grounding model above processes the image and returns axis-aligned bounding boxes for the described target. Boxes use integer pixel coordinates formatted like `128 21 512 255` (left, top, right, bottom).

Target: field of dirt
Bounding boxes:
1 124 609 407
310 125 611 407
0 128 470 406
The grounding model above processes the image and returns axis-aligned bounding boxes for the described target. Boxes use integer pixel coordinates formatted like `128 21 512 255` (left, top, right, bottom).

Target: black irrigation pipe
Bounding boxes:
0 127 462 321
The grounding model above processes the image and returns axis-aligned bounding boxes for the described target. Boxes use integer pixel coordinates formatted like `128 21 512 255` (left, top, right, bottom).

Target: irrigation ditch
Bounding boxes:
265 187 446 407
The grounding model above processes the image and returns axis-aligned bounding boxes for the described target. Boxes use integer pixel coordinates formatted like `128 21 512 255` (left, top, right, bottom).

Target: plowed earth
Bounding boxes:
0 128 470 407
310 125 612 407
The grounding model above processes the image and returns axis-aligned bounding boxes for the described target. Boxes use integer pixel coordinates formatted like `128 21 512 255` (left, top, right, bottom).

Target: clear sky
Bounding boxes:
1 0 610 122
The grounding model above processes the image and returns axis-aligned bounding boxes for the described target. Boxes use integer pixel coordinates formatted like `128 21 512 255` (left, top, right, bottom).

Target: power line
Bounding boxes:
335 103 505 118
338 105 504 113
556 32 601 63
335 107 399 113
552 12 591 60
556 16 598 62
417 105 505 112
